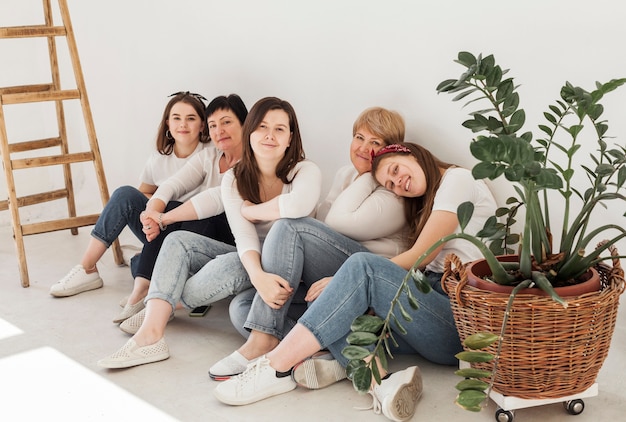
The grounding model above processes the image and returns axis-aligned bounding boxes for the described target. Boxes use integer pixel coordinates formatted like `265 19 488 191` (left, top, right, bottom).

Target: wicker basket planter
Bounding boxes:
442 250 625 400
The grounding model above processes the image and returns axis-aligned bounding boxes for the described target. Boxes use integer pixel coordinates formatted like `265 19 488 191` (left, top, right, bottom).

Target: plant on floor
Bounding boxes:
342 51 626 411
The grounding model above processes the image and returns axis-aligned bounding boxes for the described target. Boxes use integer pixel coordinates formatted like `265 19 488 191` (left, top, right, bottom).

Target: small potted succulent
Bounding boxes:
343 52 626 415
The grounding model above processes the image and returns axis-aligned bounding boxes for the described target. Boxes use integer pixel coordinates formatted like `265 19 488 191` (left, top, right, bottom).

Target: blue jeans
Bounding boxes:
229 283 308 339
91 185 149 248
237 217 369 339
298 252 462 367
145 231 252 310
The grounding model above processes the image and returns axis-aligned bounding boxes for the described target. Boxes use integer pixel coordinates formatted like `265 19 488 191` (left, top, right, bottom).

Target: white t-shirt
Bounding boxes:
317 165 407 258
426 167 497 273
139 142 210 198
222 160 323 258
150 144 224 204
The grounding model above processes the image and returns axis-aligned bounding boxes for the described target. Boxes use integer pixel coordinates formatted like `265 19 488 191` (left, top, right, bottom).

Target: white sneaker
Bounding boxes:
369 366 423 421
209 351 257 380
50 265 103 297
291 352 346 389
213 356 296 406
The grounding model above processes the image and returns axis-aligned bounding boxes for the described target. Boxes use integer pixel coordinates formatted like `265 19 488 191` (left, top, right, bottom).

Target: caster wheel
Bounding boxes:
495 408 515 422
563 399 585 415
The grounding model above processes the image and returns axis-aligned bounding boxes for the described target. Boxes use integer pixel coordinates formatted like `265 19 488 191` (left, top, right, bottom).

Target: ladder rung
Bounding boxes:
8 137 63 153
11 151 95 169
0 84 54 96
21 214 100 236
14 189 69 208
0 199 7 212
1 89 80 105
0 25 66 39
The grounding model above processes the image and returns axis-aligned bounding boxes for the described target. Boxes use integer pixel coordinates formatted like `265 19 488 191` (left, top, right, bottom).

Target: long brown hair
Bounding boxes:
234 97 306 204
156 92 209 155
372 142 455 245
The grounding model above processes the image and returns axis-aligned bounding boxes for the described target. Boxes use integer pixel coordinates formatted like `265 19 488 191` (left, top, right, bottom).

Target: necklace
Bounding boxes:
259 177 280 199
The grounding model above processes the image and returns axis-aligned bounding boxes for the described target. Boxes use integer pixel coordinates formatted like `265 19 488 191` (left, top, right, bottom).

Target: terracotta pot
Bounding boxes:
466 255 601 297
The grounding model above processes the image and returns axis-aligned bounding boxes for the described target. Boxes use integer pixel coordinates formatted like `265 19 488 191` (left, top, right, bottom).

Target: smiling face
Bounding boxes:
207 108 243 153
166 102 204 148
350 127 386 175
249 109 292 160
374 154 427 198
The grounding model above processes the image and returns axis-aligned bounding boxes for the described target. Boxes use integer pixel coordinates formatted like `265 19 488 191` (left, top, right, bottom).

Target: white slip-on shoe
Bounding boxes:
49 265 103 297
213 356 296 406
209 351 257 380
97 338 170 369
113 299 145 323
119 308 174 335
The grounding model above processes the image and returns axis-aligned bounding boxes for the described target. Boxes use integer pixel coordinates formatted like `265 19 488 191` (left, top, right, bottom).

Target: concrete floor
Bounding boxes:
1 226 625 421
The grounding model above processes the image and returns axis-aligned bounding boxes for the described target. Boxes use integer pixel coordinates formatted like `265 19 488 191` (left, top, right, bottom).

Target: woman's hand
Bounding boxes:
140 211 160 242
254 272 294 309
143 209 162 224
305 276 332 302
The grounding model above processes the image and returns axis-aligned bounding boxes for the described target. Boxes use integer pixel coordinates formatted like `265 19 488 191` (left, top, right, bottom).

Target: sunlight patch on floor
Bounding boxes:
0 318 23 340
0 347 178 421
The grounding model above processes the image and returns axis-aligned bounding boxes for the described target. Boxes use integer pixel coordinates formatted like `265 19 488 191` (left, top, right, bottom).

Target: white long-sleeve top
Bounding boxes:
316 165 408 258
222 160 322 259
139 142 211 198
150 144 224 204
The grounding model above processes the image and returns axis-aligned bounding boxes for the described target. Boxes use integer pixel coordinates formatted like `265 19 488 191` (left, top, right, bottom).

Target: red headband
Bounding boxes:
371 144 411 162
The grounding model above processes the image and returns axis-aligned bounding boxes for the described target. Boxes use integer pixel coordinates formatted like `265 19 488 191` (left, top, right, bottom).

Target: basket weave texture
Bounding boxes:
442 245 625 399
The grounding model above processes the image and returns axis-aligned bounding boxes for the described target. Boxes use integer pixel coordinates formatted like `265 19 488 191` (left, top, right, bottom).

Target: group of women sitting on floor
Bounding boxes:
48 92 496 422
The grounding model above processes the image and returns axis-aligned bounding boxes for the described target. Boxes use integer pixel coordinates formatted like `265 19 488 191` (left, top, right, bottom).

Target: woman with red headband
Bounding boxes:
214 142 497 422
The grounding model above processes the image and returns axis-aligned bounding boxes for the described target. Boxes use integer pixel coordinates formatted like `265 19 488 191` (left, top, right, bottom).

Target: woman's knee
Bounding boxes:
110 185 140 201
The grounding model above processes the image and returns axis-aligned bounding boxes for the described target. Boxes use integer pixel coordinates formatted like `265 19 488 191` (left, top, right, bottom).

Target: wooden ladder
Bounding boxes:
0 0 123 287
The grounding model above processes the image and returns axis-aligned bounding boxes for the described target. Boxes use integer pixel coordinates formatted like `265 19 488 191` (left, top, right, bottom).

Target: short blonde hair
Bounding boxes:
352 107 405 145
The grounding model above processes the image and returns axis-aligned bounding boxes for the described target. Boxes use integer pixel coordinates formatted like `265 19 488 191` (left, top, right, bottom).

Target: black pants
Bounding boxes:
130 202 235 280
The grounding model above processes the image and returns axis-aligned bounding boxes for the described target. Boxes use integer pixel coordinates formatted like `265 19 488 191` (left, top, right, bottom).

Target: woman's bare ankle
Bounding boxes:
83 265 97 274
239 334 279 360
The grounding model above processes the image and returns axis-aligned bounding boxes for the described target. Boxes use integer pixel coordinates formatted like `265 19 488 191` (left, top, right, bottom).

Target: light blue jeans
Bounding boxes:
236 217 369 339
145 231 251 310
298 252 462 367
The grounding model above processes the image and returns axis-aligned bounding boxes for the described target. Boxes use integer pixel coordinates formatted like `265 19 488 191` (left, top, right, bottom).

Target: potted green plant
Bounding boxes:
342 52 626 414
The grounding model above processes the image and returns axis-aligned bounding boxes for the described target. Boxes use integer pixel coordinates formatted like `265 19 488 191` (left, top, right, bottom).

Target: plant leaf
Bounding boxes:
455 379 490 391
463 332 499 350
350 314 384 333
456 390 487 410
350 365 372 393
346 331 379 346
342 345 373 360
457 201 475 231
455 368 493 378
455 351 494 362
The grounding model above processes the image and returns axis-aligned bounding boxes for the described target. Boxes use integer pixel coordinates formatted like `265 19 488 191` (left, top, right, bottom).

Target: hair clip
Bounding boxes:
168 91 208 105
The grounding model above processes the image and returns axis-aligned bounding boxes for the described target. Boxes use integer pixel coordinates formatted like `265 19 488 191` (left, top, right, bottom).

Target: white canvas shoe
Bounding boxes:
213 356 296 406
49 265 103 297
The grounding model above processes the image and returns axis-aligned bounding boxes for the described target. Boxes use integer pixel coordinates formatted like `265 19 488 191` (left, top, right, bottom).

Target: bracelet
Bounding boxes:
158 213 167 231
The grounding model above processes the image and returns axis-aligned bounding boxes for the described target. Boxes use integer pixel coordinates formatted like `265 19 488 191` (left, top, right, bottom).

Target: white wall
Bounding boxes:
1 0 625 251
